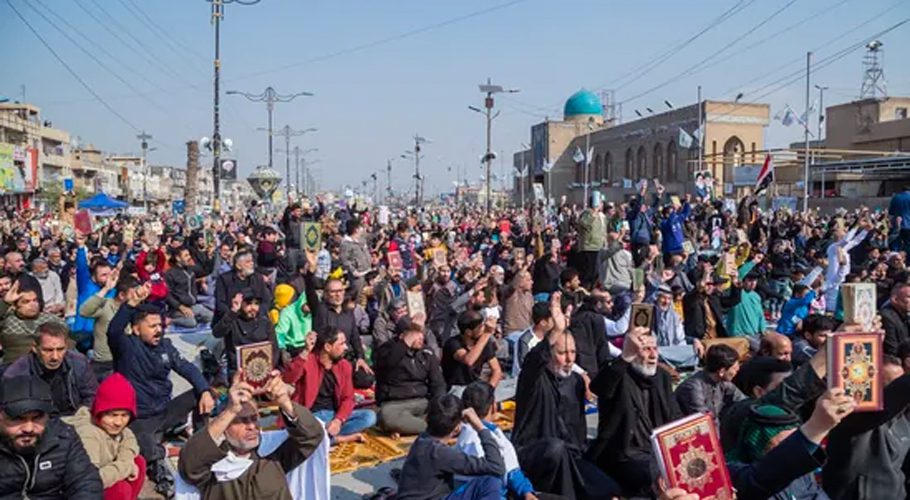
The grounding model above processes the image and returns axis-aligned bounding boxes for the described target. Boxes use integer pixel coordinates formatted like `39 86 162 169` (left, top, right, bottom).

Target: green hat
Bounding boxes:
730 404 800 464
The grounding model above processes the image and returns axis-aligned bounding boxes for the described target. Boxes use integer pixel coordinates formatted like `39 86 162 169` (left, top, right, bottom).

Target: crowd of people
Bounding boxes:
2 184 910 499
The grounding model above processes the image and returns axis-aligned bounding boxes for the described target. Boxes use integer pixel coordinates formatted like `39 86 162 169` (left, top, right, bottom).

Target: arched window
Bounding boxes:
653 143 664 181
625 148 634 179
723 136 745 168
637 145 647 179
666 141 678 182
594 154 603 183
604 152 613 182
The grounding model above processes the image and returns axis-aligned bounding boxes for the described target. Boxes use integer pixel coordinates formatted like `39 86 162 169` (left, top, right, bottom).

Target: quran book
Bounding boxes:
652 413 734 500
74 209 93 235
723 252 737 276
827 332 883 412
841 283 876 329
301 222 322 252
630 303 654 332
387 250 403 271
682 240 696 255
237 341 274 389
432 248 447 267
406 290 425 318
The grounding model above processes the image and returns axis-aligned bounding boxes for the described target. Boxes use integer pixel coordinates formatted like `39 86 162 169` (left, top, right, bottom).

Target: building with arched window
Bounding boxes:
513 90 769 205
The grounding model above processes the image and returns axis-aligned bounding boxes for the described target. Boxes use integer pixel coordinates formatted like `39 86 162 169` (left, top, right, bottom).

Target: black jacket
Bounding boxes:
568 304 613 377
531 257 562 294
0 419 103 499
165 265 197 312
822 373 910 500
683 287 743 340
2 351 98 417
212 310 279 373
214 270 273 325
373 338 445 404
881 305 910 356
303 271 365 361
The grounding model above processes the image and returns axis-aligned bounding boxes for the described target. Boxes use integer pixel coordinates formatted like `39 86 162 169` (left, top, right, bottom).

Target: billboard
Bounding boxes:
531 123 548 175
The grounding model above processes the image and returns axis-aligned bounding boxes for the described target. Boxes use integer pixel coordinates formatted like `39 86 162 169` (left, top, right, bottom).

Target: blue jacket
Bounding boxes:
74 247 114 334
660 203 691 254
107 304 209 418
627 195 657 245
777 291 816 336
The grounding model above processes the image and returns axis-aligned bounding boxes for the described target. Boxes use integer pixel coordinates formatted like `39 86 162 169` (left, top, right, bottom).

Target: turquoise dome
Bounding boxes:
564 89 602 118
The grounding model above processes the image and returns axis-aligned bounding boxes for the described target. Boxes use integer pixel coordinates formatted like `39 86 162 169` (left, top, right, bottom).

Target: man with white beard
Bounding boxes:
179 370 324 499
587 327 682 498
511 317 621 499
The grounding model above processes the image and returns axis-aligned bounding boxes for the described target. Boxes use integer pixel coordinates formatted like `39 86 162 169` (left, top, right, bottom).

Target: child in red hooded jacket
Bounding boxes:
136 246 169 305
74 373 146 500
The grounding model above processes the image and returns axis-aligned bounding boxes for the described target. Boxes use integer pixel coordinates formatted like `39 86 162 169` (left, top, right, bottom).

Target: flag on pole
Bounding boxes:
586 147 594 166
572 147 585 164
542 159 554 173
755 153 774 195
693 124 704 145
678 127 694 149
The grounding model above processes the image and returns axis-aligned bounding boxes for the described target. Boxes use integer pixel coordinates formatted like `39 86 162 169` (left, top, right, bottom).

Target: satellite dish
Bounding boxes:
223 138 233 152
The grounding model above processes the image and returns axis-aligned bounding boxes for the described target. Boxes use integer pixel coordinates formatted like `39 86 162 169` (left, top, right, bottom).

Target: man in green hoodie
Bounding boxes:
276 288 314 356
726 271 767 351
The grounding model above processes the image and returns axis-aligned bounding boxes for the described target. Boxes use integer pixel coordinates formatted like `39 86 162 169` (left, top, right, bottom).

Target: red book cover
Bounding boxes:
74 209 93 235
827 332 883 412
387 250 403 271
651 413 734 500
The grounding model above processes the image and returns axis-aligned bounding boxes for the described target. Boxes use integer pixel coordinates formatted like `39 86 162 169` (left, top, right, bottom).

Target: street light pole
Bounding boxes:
137 131 152 211
803 52 812 213
208 0 260 213
471 78 519 215
815 84 828 199
386 159 393 203
271 125 316 194
227 87 313 169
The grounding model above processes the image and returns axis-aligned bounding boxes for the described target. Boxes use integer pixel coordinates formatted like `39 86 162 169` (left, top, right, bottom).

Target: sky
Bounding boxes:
1 0 908 199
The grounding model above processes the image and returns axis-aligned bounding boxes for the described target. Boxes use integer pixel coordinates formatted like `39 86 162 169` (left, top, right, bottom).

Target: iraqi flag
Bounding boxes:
755 153 774 195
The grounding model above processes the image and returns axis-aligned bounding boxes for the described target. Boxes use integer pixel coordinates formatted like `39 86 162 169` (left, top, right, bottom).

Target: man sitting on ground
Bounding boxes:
441 310 503 393
282 328 377 444
792 314 834 367
179 370 325 499
0 376 103 498
374 321 445 437
396 394 504 500
758 332 793 362
674 344 745 423
2 322 97 417
0 283 65 364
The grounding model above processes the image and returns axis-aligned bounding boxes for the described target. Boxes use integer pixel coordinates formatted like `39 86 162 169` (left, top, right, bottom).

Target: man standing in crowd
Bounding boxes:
165 246 213 328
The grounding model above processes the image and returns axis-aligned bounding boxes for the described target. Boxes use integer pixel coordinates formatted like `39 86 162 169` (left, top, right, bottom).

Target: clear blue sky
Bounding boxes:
1 0 908 197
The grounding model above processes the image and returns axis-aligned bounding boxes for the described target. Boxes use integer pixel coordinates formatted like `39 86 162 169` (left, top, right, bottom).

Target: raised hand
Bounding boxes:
4 281 21 305
231 293 243 313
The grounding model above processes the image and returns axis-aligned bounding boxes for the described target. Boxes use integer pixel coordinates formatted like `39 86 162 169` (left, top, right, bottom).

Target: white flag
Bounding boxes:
678 127 693 149
586 147 594 166
572 147 585 164
542 160 554 173
693 124 704 144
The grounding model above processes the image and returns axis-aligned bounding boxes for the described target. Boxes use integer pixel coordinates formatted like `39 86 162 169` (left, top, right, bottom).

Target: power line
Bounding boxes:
230 0 530 81
620 0 801 105
123 0 209 63
4 0 140 131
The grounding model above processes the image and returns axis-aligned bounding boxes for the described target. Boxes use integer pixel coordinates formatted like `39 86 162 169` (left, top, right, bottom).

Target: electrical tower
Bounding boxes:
600 89 621 124
860 40 886 99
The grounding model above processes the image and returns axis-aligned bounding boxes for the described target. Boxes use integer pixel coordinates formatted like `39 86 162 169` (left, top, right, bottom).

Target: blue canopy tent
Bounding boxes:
78 193 129 213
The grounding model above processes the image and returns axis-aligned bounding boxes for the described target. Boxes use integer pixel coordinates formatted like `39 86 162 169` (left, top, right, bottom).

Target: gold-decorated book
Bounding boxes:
237 341 274 389
651 412 733 500
827 332 883 412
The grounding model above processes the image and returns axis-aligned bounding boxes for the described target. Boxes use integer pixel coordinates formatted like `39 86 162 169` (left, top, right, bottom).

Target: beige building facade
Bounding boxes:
514 90 770 205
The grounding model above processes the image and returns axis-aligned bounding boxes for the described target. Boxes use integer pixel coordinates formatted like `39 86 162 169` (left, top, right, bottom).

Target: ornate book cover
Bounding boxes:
74 209 93 235
631 303 655 331
651 413 734 500
841 283 876 329
432 248 447 267
827 332 883 412
237 341 274 389
387 250 403 271
301 222 322 252
406 290 425 318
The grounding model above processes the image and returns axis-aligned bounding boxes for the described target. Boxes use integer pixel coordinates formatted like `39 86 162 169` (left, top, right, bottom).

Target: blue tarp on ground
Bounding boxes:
78 192 129 211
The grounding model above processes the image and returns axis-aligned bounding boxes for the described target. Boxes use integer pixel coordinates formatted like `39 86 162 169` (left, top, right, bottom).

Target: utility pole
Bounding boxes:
208 0 261 213
803 52 812 213
227 87 313 169
470 78 519 215
402 136 427 206
697 85 703 173
137 131 152 211
292 146 300 199
371 172 378 202
386 159 393 203
271 125 316 194
815 84 828 199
